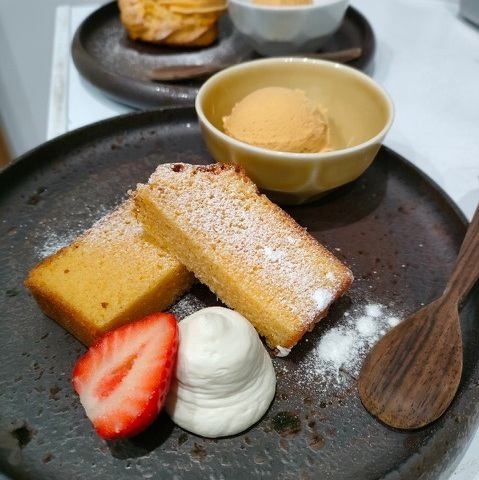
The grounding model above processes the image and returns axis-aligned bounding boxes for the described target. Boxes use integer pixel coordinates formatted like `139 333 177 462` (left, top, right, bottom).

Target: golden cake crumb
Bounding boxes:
134 163 353 349
25 200 194 345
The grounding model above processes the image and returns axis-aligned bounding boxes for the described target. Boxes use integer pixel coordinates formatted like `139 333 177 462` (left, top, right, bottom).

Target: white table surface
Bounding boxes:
47 1 479 478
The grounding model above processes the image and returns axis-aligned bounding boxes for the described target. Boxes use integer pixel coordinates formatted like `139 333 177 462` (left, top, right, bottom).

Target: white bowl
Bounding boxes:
228 0 349 56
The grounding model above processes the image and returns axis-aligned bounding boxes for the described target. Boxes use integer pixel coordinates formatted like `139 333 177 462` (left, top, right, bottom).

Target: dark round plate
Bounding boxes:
1 108 477 480
71 2 375 109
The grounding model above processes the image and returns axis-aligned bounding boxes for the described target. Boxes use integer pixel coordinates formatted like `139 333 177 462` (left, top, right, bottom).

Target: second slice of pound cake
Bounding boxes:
26 200 194 345
134 163 353 350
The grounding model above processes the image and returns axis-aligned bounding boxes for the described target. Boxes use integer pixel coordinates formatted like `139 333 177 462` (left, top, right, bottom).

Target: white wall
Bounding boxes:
0 0 89 157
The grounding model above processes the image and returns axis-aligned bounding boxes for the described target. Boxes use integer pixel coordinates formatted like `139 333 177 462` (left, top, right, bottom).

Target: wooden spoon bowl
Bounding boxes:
359 204 479 429
359 299 462 429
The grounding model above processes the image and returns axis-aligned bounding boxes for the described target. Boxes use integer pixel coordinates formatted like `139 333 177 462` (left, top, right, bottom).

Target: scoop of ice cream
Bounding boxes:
223 87 329 153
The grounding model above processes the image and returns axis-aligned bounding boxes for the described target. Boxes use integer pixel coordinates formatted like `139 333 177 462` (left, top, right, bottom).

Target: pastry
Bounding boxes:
133 163 353 349
118 0 225 47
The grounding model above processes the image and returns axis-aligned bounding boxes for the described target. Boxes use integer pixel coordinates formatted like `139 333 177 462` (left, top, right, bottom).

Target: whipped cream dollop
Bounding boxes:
165 307 276 438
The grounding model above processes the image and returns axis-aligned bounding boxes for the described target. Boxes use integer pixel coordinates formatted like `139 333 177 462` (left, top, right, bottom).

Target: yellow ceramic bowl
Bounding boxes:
195 57 394 204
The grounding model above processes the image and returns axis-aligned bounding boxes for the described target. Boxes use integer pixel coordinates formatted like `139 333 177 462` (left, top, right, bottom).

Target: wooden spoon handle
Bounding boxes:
444 203 479 305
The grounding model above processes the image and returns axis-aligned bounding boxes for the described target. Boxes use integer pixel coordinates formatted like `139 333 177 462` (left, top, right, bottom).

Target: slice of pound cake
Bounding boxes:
25 200 194 345
134 163 353 350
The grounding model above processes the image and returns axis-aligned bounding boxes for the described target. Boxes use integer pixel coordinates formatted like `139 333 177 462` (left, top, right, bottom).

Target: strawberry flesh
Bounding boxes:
72 312 178 439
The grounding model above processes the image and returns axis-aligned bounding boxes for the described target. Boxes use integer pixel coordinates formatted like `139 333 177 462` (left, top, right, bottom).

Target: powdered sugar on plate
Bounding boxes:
356 315 377 336
365 303 383 318
387 316 401 327
36 229 79 258
279 301 404 391
35 204 110 259
169 292 208 320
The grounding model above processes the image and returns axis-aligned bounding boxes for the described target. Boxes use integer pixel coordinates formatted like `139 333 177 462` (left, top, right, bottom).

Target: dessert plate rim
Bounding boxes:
70 2 375 109
0 107 477 480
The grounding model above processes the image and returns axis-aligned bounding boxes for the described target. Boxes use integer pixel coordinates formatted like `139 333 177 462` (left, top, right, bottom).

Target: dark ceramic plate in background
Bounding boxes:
71 2 375 109
1 108 478 480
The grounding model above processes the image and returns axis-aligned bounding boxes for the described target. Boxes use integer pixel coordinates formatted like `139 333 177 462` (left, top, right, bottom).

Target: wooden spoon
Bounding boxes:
149 47 362 81
358 204 479 429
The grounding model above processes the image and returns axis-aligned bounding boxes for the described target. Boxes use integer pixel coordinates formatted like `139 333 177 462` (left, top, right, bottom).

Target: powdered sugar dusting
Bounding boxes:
356 316 376 336
312 288 335 311
263 246 285 262
84 201 143 247
136 164 353 327
276 345 292 357
279 301 404 390
326 272 336 282
34 200 158 261
170 292 207 320
316 329 356 367
36 229 78 258
365 303 383 318
35 204 110 258
387 316 401 327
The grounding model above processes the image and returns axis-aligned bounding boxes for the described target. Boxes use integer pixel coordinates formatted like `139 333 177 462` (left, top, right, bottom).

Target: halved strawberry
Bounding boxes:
72 312 178 439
